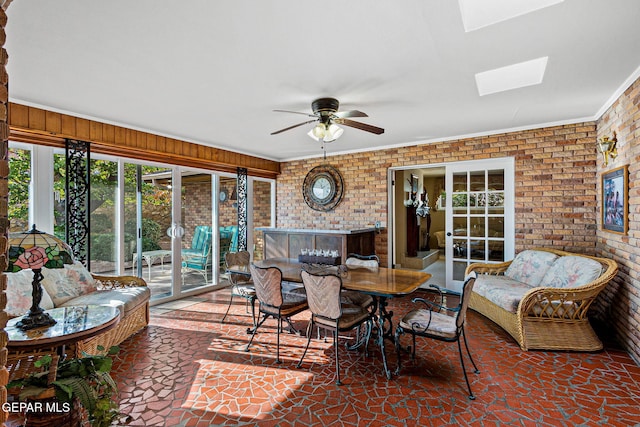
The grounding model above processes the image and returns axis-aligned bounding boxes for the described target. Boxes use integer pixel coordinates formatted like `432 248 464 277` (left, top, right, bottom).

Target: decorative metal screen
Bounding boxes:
65 139 90 266
237 167 248 251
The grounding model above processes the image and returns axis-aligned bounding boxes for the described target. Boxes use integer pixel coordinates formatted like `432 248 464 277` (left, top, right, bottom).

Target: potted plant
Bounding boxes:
7 345 120 427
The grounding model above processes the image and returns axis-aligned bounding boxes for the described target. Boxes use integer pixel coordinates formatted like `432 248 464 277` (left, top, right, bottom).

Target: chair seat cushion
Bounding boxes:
260 291 308 317
232 285 256 297
398 309 457 339
315 304 370 330
340 290 374 308
59 286 151 317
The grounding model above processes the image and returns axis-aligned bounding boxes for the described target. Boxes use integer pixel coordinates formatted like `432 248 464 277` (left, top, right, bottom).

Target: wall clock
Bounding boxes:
303 165 344 211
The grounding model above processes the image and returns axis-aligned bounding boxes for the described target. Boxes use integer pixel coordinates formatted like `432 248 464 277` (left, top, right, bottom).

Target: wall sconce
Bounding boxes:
597 132 617 166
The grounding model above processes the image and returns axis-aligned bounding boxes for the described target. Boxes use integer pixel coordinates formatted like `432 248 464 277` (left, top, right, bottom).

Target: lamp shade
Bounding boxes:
7 225 74 273
324 124 344 142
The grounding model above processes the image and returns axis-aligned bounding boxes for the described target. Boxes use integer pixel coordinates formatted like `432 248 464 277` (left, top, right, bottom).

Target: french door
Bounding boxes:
445 158 514 292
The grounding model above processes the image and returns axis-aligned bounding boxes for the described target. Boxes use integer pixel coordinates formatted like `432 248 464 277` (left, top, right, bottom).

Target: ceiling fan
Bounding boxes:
270 97 384 142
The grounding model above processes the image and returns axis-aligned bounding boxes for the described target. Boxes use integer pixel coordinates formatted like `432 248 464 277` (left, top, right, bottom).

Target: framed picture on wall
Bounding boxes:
601 165 628 234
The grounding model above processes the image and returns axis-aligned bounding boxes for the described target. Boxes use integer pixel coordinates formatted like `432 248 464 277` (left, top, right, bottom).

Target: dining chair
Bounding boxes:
394 275 480 399
221 251 256 328
342 253 378 310
345 253 380 268
247 265 308 363
297 270 373 386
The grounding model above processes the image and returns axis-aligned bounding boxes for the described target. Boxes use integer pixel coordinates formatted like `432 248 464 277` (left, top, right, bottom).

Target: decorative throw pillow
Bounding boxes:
41 262 98 306
6 269 55 317
505 250 558 286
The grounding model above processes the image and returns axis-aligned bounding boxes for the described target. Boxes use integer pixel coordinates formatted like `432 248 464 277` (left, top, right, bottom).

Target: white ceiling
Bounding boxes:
6 1 640 162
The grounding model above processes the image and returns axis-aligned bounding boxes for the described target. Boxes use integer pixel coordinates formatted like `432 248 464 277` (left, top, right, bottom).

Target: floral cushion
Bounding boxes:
59 286 151 316
41 262 98 306
473 275 535 314
6 269 55 317
505 250 558 286
538 256 603 289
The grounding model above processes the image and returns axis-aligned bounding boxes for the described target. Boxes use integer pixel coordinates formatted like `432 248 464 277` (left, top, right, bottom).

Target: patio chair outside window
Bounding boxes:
181 226 213 281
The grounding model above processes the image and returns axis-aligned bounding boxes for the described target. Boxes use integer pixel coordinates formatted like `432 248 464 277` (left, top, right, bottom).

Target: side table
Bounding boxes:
6 305 121 427
7 305 121 354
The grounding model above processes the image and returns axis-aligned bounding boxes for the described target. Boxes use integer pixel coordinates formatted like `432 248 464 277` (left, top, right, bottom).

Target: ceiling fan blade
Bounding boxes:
270 119 318 135
273 109 318 118
335 118 384 135
332 110 368 119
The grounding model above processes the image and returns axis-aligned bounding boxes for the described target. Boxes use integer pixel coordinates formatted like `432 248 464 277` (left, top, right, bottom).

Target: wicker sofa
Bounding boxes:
466 248 617 351
6 262 150 379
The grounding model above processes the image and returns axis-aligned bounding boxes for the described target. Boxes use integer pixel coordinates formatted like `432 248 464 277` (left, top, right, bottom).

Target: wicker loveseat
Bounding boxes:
6 262 150 381
466 248 617 351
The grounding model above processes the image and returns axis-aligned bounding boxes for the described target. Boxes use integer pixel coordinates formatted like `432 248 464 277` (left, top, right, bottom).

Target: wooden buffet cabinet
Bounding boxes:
257 228 377 260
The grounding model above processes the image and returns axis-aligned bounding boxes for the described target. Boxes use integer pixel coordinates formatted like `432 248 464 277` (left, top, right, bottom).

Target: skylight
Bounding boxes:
458 0 564 32
475 57 549 96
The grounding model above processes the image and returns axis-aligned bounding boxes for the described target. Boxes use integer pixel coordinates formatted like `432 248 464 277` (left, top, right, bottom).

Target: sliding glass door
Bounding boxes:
8 141 275 304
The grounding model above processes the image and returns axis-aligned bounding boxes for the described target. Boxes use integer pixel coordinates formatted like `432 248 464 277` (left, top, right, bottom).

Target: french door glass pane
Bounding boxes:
447 163 511 290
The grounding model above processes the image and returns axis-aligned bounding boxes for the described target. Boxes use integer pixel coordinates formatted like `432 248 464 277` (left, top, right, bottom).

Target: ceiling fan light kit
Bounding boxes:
271 97 384 148
307 123 344 142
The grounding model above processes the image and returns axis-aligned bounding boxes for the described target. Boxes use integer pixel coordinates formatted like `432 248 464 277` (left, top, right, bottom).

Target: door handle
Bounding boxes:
167 224 185 238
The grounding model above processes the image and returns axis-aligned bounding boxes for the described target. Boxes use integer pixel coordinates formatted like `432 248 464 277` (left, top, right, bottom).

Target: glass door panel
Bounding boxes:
180 171 214 292
88 159 118 274
252 180 273 261
135 166 173 300
218 175 238 268
8 146 31 233
445 159 514 291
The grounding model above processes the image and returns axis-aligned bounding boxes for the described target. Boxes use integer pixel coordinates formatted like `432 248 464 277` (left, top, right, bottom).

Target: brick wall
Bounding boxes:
277 122 598 266
595 76 640 363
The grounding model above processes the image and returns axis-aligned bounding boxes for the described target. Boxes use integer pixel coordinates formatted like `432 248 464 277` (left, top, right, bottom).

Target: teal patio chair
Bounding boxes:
182 226 213 281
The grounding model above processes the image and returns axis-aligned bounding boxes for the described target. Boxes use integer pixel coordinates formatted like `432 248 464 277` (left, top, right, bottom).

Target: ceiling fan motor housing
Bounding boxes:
312 98 340 124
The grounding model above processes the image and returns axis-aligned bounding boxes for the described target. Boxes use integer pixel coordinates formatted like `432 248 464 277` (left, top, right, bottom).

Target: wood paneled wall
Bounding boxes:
8 103 280 178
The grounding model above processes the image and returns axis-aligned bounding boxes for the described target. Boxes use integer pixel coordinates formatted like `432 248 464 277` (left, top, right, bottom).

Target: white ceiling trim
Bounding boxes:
594 64 640 121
